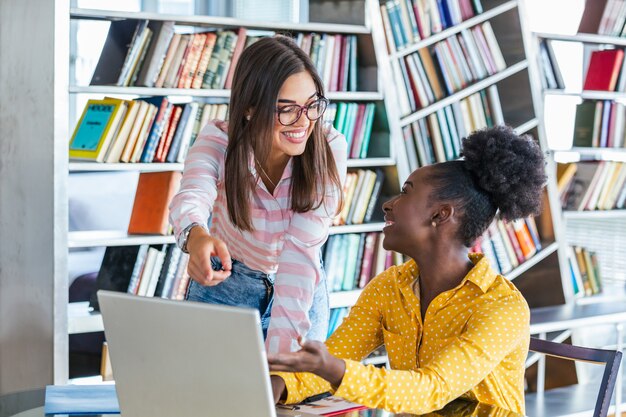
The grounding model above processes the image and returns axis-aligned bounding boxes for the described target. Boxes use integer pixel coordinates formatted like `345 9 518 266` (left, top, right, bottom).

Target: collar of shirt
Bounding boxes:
396 253 498 294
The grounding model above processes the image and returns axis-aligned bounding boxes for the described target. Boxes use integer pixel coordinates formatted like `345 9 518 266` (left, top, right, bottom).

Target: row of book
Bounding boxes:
324 102 377 159
323 232 404 293
92 19 359 92
334 168 385 226
69 96 228 163
578 0 626 36
379 0 484 52
538 40 565 90
402 86 503 170
573 100 626 149
395 22 506 115
558 161 626 212
89 244 190 311
568 246 603 297
471 217 543 276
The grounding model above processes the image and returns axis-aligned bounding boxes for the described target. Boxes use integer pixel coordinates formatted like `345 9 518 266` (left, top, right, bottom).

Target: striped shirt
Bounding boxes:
169 120 347 353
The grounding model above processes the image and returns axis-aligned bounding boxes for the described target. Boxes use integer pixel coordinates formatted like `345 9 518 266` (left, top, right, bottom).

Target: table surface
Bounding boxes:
0 389 524 417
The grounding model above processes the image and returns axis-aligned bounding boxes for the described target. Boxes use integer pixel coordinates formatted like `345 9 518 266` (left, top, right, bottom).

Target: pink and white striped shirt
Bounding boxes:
169 120 347 353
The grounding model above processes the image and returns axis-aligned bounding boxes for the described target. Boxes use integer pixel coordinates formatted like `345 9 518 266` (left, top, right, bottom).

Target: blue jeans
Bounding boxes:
185 257 329 341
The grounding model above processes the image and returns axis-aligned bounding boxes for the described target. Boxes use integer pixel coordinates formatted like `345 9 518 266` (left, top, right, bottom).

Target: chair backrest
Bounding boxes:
529 337 622 417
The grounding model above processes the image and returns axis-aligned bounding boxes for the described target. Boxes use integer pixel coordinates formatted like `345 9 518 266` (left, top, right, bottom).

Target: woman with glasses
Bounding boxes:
169 35 347 353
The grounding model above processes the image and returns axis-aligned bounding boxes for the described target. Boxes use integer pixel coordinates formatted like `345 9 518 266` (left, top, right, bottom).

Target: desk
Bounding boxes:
0 390 523 417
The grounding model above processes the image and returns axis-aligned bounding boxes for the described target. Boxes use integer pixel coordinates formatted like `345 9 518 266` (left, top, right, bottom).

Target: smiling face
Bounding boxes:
382 166 438 256
271 71 319 160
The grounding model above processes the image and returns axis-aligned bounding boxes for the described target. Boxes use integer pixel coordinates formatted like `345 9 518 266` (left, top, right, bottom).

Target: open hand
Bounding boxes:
186 226 232 286
267 337 346 388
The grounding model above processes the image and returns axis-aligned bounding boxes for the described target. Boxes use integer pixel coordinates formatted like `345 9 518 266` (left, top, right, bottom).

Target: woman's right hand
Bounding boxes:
186 226 232 286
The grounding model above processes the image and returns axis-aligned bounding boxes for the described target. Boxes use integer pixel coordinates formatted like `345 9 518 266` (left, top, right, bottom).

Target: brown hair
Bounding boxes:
225 35 343 231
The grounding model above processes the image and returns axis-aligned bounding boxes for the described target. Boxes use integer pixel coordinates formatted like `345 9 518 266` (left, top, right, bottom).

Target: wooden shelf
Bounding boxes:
346 157 395 168
544 89 626 101
70 8 370 34
534 31 626 47
508 241 559 281
68 231 176 248
391 1 518 60
70 159 394 172
329 222 384 235
399 60 529 127
553 148 626 162
69 162 184 172
329 290 362 309
68 302 103 334
69 85 382 101
563 210 626 220
515 118 539 134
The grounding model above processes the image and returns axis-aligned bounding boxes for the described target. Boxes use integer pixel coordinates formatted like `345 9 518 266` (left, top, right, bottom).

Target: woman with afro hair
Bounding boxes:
268 125 546 416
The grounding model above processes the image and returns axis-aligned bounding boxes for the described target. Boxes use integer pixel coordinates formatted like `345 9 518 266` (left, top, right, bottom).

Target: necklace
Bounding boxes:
255 159 276 189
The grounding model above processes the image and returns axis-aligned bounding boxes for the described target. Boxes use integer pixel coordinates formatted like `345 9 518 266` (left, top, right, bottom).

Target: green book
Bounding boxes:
359 103 376 159
573 101 596 147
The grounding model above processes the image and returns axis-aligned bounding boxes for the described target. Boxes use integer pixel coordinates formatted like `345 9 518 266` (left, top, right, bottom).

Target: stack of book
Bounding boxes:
68 97 228 163
379 0 484 52
395 22 506 115
471 217 543 275
538 40 565 90
402 86 504 170
89 244 190 311
92 20 359 92
558 161 626 212
324 232 403 293
573 100 626 149
578 0 626 36
324 102 377 159
333 169 385 226
568 246 603 297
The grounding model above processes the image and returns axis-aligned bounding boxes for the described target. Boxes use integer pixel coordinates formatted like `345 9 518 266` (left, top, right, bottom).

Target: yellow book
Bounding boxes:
556 162 578 195
69 98 128 162
104 99 140 163
120 100 149 163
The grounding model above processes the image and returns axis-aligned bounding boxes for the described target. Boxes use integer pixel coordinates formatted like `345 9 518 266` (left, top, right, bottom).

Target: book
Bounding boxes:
69 98 128 162
128 171 182 235
45 385 119 415
90 20 139 85
89 245 143 311
135 21 175 87
583 49 624 91
572 101 597 147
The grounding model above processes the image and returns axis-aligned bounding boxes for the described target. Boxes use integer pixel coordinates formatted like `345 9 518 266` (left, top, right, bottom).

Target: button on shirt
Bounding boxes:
169 120 347 353
274 253 530 415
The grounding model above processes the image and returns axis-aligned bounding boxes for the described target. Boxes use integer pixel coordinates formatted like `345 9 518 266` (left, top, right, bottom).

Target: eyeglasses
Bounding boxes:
275 97 329 126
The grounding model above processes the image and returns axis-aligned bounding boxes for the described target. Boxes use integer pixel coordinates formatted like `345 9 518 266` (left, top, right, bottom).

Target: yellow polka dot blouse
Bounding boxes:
275 253 530 415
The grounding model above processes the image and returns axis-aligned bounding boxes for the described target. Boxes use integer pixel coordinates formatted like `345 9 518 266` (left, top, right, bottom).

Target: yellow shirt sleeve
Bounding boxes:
272 275 386 404
333 293 530 414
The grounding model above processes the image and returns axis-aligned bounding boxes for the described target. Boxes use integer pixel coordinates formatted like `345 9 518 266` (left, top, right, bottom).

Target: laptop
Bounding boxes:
98 290 317 417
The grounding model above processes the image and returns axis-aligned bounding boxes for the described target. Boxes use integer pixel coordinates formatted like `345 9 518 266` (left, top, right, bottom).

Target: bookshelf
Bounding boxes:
373 0 571 309
59 0 409 382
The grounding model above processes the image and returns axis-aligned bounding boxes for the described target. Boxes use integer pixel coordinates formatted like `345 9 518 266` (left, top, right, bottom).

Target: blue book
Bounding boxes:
165 102 192 163
45 384 120 415
139 96 171 163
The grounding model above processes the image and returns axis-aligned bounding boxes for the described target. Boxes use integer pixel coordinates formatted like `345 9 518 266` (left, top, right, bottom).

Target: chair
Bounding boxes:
527 337 622 417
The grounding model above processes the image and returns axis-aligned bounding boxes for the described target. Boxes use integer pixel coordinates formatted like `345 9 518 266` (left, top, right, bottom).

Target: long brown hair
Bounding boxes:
225 35 343 231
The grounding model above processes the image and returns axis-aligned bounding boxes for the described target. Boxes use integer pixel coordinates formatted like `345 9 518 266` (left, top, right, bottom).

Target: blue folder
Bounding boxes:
44 384 120 415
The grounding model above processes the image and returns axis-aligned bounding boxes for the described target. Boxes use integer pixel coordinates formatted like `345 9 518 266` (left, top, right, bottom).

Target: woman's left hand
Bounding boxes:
267 337 346 388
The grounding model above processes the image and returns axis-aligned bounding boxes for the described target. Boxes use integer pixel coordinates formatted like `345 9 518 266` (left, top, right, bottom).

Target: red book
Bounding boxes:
154 105 182 163
358 232 378 288
584 49 624 91
128 171 182 235
503 221 526 264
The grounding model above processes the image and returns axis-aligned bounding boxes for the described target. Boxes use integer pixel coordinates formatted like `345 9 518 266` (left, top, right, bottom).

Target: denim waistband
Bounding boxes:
211 257 273 283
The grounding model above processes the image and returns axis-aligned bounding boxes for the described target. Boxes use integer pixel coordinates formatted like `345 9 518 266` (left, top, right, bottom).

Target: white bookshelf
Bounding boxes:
390 0 519 60
563 210 626 220
399 61 530 128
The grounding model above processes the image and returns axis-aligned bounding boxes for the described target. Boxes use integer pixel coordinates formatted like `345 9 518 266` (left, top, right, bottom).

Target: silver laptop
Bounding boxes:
98 290 315 417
